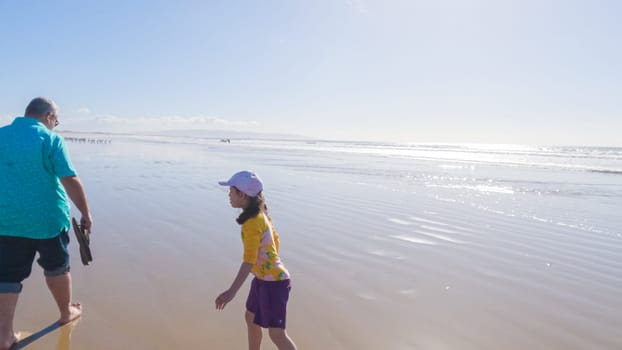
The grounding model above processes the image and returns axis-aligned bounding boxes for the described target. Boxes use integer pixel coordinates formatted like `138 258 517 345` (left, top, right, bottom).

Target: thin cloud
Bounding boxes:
65 114 258 133
0 114 10 126
77 107 91 114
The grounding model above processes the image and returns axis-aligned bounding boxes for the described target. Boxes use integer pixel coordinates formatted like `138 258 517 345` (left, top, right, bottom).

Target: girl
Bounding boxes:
215 170 297 350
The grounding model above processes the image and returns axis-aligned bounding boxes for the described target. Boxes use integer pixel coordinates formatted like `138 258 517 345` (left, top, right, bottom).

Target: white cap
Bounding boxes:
218 170 263 196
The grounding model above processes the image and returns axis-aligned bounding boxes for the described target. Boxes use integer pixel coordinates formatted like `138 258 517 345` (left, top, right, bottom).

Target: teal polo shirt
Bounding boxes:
0 117 77 239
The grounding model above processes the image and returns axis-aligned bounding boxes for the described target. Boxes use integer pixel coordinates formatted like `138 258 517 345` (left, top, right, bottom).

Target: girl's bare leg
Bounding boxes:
268 328 297 350
245 311 262 350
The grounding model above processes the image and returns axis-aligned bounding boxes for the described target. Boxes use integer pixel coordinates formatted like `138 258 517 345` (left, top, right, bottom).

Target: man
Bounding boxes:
0 97 93 350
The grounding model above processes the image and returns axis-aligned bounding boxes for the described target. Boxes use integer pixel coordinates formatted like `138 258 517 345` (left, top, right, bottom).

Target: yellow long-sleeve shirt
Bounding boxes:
241 212 290 281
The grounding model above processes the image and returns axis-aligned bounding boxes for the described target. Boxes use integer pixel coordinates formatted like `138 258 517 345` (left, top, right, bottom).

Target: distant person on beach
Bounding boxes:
0 97 92 350
215 170 298 350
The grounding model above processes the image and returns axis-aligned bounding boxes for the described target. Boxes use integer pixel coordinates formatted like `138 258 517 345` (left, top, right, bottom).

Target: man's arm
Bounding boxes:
60 176 93 231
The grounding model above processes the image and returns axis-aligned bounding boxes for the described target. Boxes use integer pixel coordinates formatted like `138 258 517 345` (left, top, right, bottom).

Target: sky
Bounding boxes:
0 0 620 146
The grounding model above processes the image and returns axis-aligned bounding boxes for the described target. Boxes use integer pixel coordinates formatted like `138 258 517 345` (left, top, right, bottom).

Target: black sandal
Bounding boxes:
72 217 93 265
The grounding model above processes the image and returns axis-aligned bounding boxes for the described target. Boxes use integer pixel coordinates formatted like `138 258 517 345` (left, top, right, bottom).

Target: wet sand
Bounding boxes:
14 137 622 349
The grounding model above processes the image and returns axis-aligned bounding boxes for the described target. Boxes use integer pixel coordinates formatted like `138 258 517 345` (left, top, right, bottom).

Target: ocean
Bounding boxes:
16 132 622 349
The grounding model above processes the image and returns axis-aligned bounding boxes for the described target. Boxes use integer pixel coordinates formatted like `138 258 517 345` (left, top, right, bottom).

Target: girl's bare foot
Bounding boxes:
59 303 82 325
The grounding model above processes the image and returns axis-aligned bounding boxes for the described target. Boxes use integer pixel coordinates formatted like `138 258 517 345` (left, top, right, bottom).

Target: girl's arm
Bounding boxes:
215 262 253 310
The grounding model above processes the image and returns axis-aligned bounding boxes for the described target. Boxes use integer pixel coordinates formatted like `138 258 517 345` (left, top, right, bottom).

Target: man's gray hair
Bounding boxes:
25 97 58 117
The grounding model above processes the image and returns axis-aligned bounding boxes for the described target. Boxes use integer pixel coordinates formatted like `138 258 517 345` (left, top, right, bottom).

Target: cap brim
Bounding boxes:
218 181 231 186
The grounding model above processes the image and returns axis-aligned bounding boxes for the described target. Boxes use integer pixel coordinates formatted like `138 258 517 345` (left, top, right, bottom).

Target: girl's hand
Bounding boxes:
215 289 236 310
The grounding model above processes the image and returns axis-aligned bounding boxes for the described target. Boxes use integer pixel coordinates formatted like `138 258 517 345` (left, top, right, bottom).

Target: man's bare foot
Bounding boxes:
0 332 20 350
59 303 82 325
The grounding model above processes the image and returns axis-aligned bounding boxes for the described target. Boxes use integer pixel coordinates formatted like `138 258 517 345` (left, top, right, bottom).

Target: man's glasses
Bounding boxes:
49 112 59 128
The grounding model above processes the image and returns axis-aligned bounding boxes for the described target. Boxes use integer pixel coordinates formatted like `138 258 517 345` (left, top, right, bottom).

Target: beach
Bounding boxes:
14 134 622 350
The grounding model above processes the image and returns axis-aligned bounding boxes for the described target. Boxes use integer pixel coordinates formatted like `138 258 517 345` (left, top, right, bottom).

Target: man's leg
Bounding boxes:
39 231 81 324
0 292 19 350
45 273 81 324
0 236 34 350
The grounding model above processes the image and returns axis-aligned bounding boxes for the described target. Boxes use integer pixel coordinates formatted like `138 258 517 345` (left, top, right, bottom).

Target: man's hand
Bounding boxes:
81 214 93 232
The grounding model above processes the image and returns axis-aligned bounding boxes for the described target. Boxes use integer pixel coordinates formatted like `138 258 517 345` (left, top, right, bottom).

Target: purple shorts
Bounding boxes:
246 277 291 329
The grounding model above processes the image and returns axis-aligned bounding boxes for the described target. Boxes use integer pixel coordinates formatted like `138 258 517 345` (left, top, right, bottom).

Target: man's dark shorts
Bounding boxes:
0 230 70 293
246 277 292 329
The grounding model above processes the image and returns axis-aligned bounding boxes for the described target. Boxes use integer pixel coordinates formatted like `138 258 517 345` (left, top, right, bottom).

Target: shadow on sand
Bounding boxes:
12 319 77 350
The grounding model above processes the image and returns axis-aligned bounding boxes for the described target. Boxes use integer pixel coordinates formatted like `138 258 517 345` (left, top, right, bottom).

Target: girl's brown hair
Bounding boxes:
236 188 268 224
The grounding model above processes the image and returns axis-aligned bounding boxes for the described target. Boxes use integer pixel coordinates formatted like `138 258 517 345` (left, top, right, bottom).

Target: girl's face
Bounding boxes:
228 186 248 209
